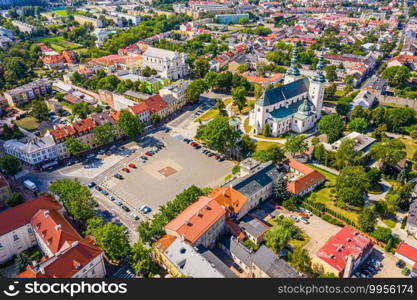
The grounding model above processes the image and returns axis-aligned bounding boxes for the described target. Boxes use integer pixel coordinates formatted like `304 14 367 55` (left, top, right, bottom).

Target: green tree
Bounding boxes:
273 174 291 202
334 138 363 170
150 113 162 125
0 155 21 176
336 101 350 116
196 116 239 153
318 114 344 143
49 178 96 224
381 66 410 89
264 224 292 253
251 145 285 163
15 253 30 273
358 207 377 232
86 217 131 262
93 123 115 146
231 86 247 112
371 227 393 243
30 100 49 121
336 166 370 206
324 65 337 82
5 193 23 207
215 99 227 116
193 58 210 79
284 135 308 157
241 134 256 154
262 123 270 137
186 79 207 103
254 84 263 98
369 138 406 171
130 242 158 277
236 64 248 73
64 136 89 156
288 247 313 275
347 117 368 133
117 109 144 137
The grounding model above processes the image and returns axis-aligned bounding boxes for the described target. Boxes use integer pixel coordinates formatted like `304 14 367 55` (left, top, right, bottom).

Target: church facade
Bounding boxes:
249 49 325 137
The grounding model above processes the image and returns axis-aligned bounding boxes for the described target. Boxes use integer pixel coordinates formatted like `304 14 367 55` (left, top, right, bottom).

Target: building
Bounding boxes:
216 14 249 24
74 15 103 28
142 46 188 80
0 196 62 263
11 20 35 33
315 226 374 277
286 159 326 196
4 133 58 167
209 186 249 220
164 196 226 249
219 236 300 278
237 215 270 244
42 55 66 70
49 125 76 159
323 132 376 153
395 242 417 275
361 76 388 94
3 79 52 107
0 173 11 207
159 80 189 114
249 49 325 137
406 202 417 236
110 11 141 25
227 161 281 212
351 90 377 109
154 235 236 278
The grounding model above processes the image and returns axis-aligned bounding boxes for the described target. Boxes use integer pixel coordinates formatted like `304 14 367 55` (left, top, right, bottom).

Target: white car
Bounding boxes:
304 209 313 216
289 215 299 222
299 217 309 224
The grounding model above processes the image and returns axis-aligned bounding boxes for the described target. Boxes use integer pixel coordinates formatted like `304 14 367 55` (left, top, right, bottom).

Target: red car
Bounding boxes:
145 152 152 156
122 168 130 173
190 142 197 146
128 163 136 168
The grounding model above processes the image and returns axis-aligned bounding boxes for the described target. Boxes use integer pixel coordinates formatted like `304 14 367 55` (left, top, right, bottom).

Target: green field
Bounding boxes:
306 164 360 224
399 137 417 160
39 36 82 52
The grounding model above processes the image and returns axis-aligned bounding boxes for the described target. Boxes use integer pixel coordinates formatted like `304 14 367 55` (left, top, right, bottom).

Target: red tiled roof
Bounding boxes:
42 55 65 65
31 209 81 255
143 94 168 114
165 196 225 244
317 226 373 275
286 159 326 195
72 118 96 133
209 186 248 215
0 173 9 189
17 237 102 278
50 125 76 140
396 242 417 264
0 196 61 236
129 102 150 115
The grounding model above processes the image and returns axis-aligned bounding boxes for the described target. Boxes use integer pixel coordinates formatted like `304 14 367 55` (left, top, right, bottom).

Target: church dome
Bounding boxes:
298 99 313 115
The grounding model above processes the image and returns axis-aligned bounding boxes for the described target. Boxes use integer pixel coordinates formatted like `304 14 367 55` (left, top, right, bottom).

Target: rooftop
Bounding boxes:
256 77 309 107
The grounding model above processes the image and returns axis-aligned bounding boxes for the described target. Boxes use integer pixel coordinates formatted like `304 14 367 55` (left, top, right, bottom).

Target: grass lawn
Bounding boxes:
254 134 286 141
194 108 219 122
382 218 397 228
399 137 417 160
255 141 281 151
15 117 40 131
39 36 64 44
51 9 67 16
289 232 311 249
243 117 252 134
305 164 360 224
39 36 82 51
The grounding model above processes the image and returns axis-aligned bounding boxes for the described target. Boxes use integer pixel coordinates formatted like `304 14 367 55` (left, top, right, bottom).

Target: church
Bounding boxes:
249 49 325 137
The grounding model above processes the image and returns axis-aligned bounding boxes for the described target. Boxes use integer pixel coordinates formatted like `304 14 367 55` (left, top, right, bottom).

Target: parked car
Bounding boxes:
289 215 299 222
95 186 102 191
140 156 148 160
299 217 309 224
140 205 152 214
396 260 405 268
116 201 123 206
128 163 136 168
88 182 96 188
101 189 109 196
121 205 130 212
114 173 124 180
207 153 214 157
131 213 140 221
145 152 152 156
109 196 116 202
122 168 130 173
232 263 243 273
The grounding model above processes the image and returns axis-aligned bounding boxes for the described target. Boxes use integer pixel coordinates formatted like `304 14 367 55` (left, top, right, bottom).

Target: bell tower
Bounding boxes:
284 45 302 84
309 49 326 118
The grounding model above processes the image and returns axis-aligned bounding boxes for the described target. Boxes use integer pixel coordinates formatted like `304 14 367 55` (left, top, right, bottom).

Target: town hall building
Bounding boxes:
249 49 325 137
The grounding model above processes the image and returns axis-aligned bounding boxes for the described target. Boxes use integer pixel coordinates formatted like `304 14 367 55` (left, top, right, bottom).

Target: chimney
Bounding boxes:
55 224 61 231
44 210 49 217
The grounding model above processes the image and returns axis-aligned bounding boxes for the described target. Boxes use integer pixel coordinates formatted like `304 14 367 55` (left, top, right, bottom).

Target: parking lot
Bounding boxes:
91 131 232 218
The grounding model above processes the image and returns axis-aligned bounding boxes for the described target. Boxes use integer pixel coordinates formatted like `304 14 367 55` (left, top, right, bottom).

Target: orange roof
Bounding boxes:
389 54 417 64
0 196 61 236
129 102 150 115
42 55 65 65
209 186 247 215
50 125 76 140
17 237 102 278
111 111 120 122
286 159 326 195
31 209 81 255
165 196 225 245
243 73 283 85
155 234 177 252
72 118 96 133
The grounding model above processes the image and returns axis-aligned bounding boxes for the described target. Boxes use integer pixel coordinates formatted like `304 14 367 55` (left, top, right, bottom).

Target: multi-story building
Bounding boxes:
11 20 35 33
74 15 103 28
3 79 52 107
4 133 58 167
249 49 325 137
142 47 189 80
285 159 326 196
0 173 11 207
165 196 226 249
406 202 417 236
49 125 76 159
159 80 189 114
110 11 141 25
314 226 374 277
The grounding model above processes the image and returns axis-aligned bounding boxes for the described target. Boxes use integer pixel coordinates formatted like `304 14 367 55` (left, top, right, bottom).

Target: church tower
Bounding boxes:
309 50 326 118
284 46 301 85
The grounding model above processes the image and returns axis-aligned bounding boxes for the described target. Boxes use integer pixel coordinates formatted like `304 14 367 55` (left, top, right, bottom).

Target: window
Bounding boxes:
0 242 3 249
28 228 32 234
13 234 19 241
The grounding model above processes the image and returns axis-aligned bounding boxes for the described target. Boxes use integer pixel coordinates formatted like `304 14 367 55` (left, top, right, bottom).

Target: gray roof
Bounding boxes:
238 215 270 239
251 245 300 278
408 201 417 227
257 77 309 107
197 245 238 278
227 236 253 267
229 162 281 197
362 76 387 91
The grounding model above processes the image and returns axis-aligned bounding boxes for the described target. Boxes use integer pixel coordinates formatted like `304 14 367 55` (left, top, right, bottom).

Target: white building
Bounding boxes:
159 80 189 114
142 46 189 80
249 49 325 137
4 133 58 167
